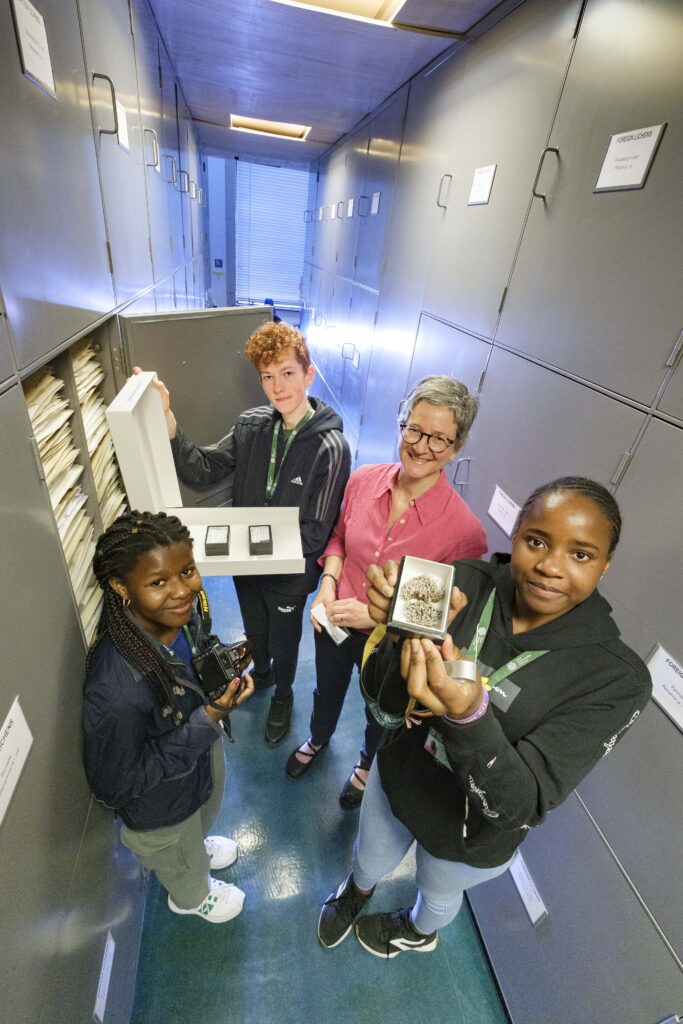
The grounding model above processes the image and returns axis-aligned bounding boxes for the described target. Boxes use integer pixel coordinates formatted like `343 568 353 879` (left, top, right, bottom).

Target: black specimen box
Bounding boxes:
386 555 455 641
249 524 273 556
205 525 230 556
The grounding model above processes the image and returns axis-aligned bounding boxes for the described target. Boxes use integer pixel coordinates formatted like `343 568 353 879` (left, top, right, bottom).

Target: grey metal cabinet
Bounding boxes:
0 386 101 1022
408 315 491 396
118 305 272 504
468 789 683 1024
311 162 327 266
78 0 154 305
599 416 683 659
174 266 188 309
160 45 185 270
656 333 683 422
176 94 197 263
338 285 378 451
423 0 582 339
406 318 492 492
354 53 468 467
0 0 114 369
0 312 15 384
460 347 647 552
131 0 175 284
334 140 363 281
354 88 408 292
577 699 683 962
495 0 683 405
58 805 145 1024
303 168 318 265
317 149 346 272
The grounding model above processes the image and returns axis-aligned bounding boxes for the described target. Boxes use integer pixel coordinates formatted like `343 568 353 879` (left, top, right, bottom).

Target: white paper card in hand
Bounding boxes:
312 603 349 645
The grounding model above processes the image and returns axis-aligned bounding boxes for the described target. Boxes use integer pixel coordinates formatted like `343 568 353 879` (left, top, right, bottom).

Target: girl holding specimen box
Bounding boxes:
317 477 651 958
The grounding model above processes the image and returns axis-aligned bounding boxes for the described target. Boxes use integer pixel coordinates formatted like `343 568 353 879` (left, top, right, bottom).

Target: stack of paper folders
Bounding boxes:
24 345 127 644
72 342 127 531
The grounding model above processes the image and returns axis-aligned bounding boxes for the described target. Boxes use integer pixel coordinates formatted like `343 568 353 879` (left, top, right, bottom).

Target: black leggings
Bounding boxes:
310 627 384 766
233 577 307 697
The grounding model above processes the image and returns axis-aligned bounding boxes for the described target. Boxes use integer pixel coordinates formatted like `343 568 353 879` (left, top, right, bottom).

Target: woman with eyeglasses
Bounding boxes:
285 376 487 806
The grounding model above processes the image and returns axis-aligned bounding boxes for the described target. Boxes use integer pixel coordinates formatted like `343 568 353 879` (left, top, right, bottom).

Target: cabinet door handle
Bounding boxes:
143 127 160 167
179 170 190 194
452 456 471 490
358 195 371 217
189 180 197 200
437 173 452 209
164 155 178 184
92 72 119 136
532 146 560 200
665 328 683 368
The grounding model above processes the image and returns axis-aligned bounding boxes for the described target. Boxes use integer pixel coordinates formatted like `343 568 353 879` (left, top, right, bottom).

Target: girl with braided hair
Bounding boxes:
83 510 253 924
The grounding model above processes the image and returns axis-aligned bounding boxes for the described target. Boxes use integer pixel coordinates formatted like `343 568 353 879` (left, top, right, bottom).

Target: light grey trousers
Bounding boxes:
120 738 226 909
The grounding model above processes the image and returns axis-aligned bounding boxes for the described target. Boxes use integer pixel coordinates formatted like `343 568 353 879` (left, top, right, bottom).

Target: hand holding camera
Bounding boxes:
193 637 254 721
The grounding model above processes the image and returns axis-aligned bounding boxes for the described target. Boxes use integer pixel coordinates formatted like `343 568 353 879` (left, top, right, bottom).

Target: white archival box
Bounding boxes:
105 372 304 576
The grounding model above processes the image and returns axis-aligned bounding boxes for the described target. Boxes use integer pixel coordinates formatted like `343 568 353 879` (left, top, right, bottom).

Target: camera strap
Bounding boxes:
196 588 213 633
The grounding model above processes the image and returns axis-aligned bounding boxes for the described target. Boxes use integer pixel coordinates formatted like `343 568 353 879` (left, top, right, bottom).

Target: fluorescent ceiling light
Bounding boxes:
269 0 408 27
230 115 312 141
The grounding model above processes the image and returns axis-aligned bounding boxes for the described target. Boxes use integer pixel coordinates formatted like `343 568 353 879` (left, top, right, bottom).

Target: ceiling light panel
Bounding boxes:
230 115 312 141
269 0 408 27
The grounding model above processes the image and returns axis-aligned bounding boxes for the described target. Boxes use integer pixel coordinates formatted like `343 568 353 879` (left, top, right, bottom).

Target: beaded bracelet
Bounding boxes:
320 572 338 585
443 688 489 726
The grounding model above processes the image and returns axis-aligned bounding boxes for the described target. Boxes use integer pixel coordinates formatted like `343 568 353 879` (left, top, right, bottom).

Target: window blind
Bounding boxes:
235 161 310 307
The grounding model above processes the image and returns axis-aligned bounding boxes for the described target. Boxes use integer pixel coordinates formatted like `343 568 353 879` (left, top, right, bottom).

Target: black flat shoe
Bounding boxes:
285 739 326 779
339 764 367 808
265 692 293 745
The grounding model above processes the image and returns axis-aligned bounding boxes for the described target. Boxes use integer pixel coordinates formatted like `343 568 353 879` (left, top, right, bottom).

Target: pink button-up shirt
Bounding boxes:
321 463 487 602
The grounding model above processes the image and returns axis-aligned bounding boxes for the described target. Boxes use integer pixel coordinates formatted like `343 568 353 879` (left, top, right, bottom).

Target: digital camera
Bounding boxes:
192 637 251 703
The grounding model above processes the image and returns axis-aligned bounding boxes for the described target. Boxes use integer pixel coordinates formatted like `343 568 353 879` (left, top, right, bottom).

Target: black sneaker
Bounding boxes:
318 876 375 948
355 907 438 958
265 692 293 745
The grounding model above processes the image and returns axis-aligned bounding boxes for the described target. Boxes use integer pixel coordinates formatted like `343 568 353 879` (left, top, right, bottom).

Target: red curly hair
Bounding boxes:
244 322 311 371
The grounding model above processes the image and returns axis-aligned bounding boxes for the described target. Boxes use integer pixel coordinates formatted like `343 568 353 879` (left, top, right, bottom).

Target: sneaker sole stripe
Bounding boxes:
355 932 439 958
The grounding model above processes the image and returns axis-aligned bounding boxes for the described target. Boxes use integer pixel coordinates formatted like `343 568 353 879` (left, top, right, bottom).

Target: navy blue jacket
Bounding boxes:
83 611 224 831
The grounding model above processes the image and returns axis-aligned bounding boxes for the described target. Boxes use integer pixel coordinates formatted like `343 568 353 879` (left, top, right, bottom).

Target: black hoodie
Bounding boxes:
171 397 351 594
363 555 652 868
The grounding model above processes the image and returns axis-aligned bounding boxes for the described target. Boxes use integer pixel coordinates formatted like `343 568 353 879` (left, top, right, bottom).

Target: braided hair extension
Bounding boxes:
515 477 622 554
88 510 194 718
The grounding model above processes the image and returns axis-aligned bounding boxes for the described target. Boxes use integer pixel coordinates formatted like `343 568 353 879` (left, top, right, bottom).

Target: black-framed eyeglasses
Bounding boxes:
399 422 456 454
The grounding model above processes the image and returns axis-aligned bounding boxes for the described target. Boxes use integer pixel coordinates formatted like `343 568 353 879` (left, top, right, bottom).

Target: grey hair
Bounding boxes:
398 375 479 446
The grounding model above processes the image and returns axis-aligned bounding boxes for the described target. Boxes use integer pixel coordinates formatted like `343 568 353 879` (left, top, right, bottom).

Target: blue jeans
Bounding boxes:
351 762 512 935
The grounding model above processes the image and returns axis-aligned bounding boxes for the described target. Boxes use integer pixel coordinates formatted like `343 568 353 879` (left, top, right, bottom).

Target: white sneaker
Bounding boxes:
205 835 238 870
168 877 245 923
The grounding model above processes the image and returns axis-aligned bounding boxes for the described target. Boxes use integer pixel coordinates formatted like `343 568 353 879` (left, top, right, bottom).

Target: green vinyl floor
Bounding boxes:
130 576 509 1024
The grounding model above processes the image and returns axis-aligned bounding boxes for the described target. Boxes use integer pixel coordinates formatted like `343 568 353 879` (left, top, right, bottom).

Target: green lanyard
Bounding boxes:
265 403 314 501
465 589 549 687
